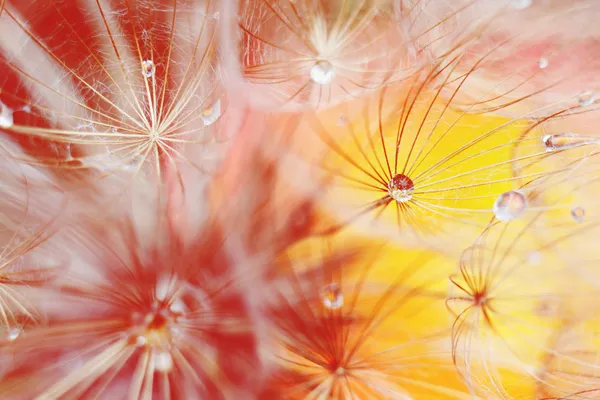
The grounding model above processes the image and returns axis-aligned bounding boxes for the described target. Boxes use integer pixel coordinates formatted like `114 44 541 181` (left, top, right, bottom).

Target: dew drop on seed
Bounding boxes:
6 328 20 341
135 335 147 346
542 133 598 152
578 92 595 106
154 351 173 372
0 101 14 128
310 60 335 85
511 0 532 9
322 283 343 309
493 190 527 221
527 251 542 265
388 174 414 203
571 206 585 222
538 57 548 69
141 60 155 78
201 99 221 126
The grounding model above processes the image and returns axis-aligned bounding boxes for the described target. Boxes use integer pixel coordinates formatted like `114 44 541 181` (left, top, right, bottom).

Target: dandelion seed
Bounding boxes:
322 283 343 309
201 99 221 126
0 101 14 128
493 190 527 221
310 60 335 85
578 91 595 106
141 59 155 78
542 133 599 152
388 174 415 203
571 206 585 222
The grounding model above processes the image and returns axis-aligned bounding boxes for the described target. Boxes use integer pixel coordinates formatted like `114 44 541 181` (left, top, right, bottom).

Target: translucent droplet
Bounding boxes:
578 92 595 106
6 328 20 341
154 351 173 372
542 133 598 152
493 190 527 222
212 12 220 20
511 0 532 9
0 101 14 128
201 99 221 126
135 335 147 346
527 251 542 265
537 57 548 69
322 283 343 310
310 60 335 85
388 174 414 203
141 60 155 78
571 206 585 222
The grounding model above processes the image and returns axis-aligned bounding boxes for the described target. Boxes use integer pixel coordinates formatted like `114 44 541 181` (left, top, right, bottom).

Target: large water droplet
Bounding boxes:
0 101 14 128
322 283 343 310
578 92 595 106
542 133 598 152
201 99 221 126
388 174 414 203
511 0 532 9
571 206 585 222
310 61 335 85
154 351 173 372
141 60 155 78
6 327 20 341
537 57 548 69
493 190 527 221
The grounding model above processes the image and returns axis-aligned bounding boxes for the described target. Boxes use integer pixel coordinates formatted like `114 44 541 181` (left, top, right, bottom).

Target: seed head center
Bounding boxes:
388 174 414 203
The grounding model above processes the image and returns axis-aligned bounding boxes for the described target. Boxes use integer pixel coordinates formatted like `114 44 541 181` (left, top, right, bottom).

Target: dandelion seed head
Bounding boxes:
493 190 527 221
388 174 414 203
310 60 335 85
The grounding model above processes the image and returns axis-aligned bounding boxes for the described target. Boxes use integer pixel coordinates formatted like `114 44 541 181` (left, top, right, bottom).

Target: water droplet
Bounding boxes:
578 92 595 106
493 190 527 221
542 133 598 152
6 328 20 341
154 351 173 372
135 335 147 346
310 60 335 85
527 251 542 265
511 0 532 9
212 12 220 20
322 283 343 310
141 60 155 78
571 206 585 222
538 57 548 69
201 99 221 126
0 101 14 128
388 174 414 203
